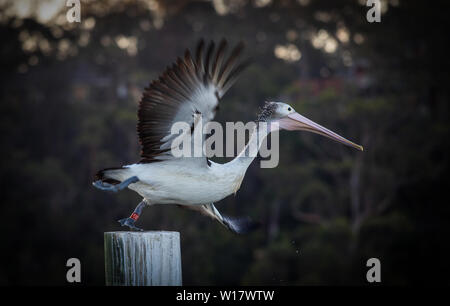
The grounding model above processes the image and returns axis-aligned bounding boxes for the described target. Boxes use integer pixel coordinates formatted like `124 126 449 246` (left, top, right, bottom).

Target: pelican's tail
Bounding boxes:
93 166 139 192
95 166 126 185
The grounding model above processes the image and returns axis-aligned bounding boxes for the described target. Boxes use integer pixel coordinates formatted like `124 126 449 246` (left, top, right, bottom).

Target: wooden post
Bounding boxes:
104 231 182 286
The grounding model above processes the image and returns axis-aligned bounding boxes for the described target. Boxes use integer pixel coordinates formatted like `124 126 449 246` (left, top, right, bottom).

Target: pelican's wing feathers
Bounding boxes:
137 39 248 164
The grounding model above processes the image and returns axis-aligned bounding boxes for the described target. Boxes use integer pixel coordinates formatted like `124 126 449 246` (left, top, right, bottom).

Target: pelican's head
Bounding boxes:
258 101 363 151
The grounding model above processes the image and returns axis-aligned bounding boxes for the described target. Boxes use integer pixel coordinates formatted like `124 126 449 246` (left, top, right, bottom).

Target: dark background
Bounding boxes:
0 0 449 285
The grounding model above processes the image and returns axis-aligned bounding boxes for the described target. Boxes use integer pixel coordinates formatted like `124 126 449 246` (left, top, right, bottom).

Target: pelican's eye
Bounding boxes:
287 107 292 111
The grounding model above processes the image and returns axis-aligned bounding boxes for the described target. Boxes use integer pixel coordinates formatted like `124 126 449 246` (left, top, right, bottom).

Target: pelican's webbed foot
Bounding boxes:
118 200 148 231
118 217 143 231
222 215 260 234
92 176 139 192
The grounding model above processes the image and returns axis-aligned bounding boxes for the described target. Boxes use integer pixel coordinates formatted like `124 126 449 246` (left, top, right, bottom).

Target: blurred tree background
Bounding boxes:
0 0 449 285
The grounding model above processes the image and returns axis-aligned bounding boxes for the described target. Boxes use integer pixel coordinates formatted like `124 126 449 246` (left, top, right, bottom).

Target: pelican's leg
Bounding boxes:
92 176 139 192
118 199 149 231
200 203 260 234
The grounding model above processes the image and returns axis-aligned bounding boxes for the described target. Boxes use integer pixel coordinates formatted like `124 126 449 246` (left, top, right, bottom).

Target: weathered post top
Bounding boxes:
104 231 182 286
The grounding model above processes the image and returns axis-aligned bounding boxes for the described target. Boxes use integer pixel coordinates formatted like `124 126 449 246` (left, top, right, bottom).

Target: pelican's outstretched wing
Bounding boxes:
138 39 249 164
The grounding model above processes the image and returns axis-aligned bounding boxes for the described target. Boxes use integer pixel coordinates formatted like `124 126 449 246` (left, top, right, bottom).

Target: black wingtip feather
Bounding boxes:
204 41 215 84
195 39 205 75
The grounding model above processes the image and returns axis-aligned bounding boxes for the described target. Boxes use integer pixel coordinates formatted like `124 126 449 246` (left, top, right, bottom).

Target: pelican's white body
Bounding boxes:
109 158 250 205
103 119 282 206
105 123 271 206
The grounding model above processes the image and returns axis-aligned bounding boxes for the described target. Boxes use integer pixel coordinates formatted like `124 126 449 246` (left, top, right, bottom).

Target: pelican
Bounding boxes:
93 39 363 234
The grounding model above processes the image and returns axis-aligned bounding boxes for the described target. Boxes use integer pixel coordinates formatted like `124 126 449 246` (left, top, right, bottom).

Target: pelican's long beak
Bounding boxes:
278 112 364 151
